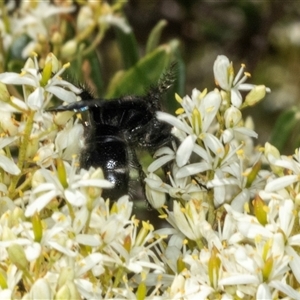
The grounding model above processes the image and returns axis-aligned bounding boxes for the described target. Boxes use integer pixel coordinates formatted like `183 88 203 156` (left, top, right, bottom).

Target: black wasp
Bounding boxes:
49 66 175 200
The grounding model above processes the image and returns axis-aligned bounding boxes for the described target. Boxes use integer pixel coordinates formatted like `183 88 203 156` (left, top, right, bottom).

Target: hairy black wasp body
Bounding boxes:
50 68 175 200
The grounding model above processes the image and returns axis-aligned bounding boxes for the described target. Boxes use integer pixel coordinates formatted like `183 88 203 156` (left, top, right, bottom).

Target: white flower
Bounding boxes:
213 55 270 108
0 111 19 136
0 265 22 299
207 158 268 211
55 119 84 161
0 53 82 111
8 2 75 58
0 136 20 175
157 90 222 168
34 143 56 168
226 198 300 285
222 105 258 143
265 147 300 193
148 146 176 172
25 163 113 217
145 173 167 209
77 6 95 33
29 278 53 299
168 200 209 242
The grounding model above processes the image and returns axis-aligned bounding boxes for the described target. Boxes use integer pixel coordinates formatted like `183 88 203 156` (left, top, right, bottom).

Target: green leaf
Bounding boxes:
114 25 139 69
88 52 104 96
106 43 175 99
146 19 168 54
269 106 300 151
163 39 185 113
173 49 186 97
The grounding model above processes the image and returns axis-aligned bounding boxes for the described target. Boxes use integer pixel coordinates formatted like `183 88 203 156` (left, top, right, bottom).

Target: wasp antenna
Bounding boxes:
47 99 105 112
46 102 88 112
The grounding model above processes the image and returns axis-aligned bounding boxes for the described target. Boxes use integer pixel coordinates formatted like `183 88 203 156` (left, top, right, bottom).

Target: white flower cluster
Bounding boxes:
143 55 300 298
1 50 300 299
146 55 270 212
1 0 130 59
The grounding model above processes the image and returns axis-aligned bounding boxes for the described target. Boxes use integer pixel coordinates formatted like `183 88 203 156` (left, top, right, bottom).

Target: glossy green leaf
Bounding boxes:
88 52 104 97
269 106 299 151
114 25 139 69
106 43 175 99
146 19 168 54
164 39 185 112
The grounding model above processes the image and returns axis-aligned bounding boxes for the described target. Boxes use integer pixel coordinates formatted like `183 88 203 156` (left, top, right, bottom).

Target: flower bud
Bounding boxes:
136 282 146 300
87 168 106 200
34 143 55 168
40 56 53 87
77 6 95 33
61 40 78 59
170 274 185 296
12 207 25 224
29 278 53 300
264 142 283 175
253 194 267 225
51 31 63 45
177 255 185 273
246 160 261 188
53 111 75 126
0 112 19 136
145 173 166 209
57 267 75 289
2 227 17 240
57 158 68 189
123 235 132 253
224 106 242 128
7 244 28 271
32 169 46 189
262 256 273 282
32 212 43 242
208 245 221 289
213 55 234 91
0 82 11 102
23 57 35 69
243 85 268 107
55 281 81 300
192 108 201 136
0 268 7 289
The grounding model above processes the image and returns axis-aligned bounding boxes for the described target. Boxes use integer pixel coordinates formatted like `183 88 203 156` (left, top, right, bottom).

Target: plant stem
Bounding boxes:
9 110 35 199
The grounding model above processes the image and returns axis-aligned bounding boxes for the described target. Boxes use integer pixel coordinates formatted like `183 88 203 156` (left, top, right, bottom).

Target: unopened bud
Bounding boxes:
61 40 78 59
7 244 28 271
243 85 268 108
0 83 11 102
145 173 166 209
57 267 75 289
29 278 53 299
55 281 81 300
252 194 267 225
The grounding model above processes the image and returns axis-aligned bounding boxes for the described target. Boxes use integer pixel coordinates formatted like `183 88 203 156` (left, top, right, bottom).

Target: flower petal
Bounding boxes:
265 175 299 192
0 155 21 175
176 135 196 167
